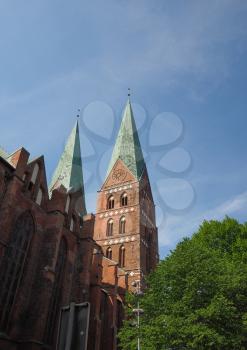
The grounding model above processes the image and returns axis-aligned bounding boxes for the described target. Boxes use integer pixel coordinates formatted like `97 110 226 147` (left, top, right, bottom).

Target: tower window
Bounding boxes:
119 216 126 234
121 193 128 207
28 163 39 192
65 195 70 213
106 247 112 260
79 216 83 229
70 216 76 232
22 172 27 181
35 188 43 206
106 219 114 236
119 245 125 268
30 163 39 184
107 196 114 210
0 212 34 330
28 181 34 192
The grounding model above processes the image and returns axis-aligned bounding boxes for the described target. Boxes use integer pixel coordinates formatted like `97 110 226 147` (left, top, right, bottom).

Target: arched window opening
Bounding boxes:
30 163 39 184
65 195 70 213
119 216 126 234
35 188 43 206
121 193 128 207
107 195 114 210
119 245 125 268
106 247 112 260
22 172 27 181
79 216 83 229
0 212 34 330
28 163 39 192
45 238 67 344
70 216 76 232
106 219 113 236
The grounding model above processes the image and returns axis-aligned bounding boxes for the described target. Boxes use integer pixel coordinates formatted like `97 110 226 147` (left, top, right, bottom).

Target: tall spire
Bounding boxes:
106 100 145 179
50 120 86 214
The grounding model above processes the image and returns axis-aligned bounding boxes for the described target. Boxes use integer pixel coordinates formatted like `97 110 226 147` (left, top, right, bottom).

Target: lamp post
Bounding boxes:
131 280 144 350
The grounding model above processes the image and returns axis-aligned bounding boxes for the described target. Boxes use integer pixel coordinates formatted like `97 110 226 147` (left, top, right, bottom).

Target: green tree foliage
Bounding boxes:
118 217 247 350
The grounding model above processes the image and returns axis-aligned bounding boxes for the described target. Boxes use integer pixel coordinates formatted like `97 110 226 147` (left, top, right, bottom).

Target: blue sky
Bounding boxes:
0 0 247 258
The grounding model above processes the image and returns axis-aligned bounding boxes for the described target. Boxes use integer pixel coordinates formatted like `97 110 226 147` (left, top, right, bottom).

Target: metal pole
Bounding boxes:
132 280 143 350
137 281 140 350
137 299 140 350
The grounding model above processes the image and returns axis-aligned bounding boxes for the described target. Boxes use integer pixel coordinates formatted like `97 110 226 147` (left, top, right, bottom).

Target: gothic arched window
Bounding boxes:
106 219 113 236
121 193 128 207
106 247 112 260
28 163 39 191
107 196 114 210
45 238 67 344
65 195 70 213
70 216 76 232
30 163 39 184
35 187 43 206
0 211 34 330
119 216 126 234
119 245 125 268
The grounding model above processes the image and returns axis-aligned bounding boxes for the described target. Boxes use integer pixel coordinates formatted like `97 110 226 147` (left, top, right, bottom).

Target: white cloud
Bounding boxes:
214 191 247 216
159 190 247 247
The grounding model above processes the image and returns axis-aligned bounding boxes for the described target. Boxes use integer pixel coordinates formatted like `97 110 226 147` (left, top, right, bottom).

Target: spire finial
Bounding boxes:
128 88 131 98
76 108 81 119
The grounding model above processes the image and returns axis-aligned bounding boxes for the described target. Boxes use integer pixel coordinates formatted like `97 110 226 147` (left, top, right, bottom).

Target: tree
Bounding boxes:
118 217 247 350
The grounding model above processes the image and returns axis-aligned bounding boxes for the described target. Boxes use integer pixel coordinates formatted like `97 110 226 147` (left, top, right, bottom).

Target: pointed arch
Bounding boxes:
106 219 114 236
70 216 76 232
107 195 115 210
106 247 112 260
0 211 35 330
35 187 43 205
121 192 128 207
119 245 125 268
30 163 39 184
65 195 70 213
119 216 126 234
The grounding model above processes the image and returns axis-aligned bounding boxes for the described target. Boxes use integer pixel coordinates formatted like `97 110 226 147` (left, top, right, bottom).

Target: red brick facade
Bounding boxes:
0 114 158 349
94 159 159 289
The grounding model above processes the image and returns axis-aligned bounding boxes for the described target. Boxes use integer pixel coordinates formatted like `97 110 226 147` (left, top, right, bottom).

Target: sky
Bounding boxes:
0 0 247 258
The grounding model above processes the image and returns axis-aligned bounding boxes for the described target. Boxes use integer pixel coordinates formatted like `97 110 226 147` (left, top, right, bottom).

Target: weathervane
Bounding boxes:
128 88 131 98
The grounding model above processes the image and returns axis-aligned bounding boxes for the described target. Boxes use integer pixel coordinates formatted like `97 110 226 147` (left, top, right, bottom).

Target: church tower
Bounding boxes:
94 100 159 289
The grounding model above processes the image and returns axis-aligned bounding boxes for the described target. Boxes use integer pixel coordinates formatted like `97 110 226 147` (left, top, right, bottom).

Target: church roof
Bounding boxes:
49 120 86 214
106 100 145 179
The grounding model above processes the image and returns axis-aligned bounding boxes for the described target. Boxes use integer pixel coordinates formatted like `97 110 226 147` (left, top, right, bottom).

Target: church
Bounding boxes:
0 99 159 350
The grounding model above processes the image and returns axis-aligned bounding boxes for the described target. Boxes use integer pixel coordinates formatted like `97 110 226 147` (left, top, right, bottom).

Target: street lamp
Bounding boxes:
131 280 144 350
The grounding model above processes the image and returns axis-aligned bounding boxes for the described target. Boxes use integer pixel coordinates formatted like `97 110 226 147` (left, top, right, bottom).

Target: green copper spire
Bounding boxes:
50 120 86 214
106 100 145 179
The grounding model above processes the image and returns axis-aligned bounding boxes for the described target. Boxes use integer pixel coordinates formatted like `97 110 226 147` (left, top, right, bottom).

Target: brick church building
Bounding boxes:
0 100 159 350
